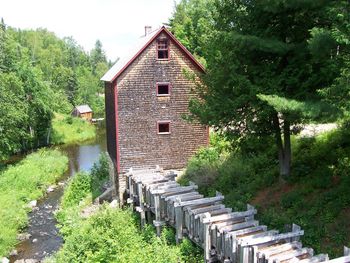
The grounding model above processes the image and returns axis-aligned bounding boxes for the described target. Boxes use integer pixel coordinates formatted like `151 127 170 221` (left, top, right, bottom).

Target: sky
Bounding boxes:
0 0 179 61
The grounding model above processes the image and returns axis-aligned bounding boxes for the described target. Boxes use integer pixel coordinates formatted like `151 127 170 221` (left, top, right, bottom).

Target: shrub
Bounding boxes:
56 153 110 237
60 172 92 209
54 206 202 263
54 155 203 263
179 238 203 263
0 149 68 256
51 113 96 145
182 127 350 258
181 132 278 210
179 146 222 193
90 152 110 199
65 116 73 125
281 190 304 209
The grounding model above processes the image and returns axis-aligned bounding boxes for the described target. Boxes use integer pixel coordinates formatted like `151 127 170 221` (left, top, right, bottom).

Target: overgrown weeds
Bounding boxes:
180 125 350 257
51 113 96 145
52 153 202 263
0 149 68 256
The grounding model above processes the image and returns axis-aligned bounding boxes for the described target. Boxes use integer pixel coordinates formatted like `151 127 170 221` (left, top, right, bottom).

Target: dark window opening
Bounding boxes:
157 39 169 59
158 122 170 134
157 84 170 96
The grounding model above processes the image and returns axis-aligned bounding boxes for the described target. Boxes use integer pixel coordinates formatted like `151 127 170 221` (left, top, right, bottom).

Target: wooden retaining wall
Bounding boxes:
124 167 350 263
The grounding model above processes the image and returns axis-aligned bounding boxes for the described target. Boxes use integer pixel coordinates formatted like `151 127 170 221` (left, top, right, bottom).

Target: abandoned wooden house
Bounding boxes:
101 26 208 175
72 105 93 121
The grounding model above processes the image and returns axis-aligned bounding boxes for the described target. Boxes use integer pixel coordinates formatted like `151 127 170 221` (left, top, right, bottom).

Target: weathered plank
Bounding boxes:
124 168 347 263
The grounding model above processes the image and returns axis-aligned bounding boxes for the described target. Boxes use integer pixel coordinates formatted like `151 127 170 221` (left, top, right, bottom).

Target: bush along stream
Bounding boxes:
48 154 202 263
4 127 107 263
0 149 68 259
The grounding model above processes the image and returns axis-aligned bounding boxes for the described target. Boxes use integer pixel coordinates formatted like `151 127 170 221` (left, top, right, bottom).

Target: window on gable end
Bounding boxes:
157 39 169 59
157 83 170 96
157 121 170 134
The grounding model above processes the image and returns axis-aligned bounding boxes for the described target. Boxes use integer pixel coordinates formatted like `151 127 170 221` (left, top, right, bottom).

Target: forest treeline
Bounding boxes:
169 0 350 178
0 19 111 160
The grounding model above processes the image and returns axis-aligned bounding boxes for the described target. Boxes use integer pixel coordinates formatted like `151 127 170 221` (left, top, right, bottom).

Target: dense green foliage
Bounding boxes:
171 0 350 178
179 132 278 209
169 0 215 65
56 153 110 237
54 206 202 263
171 0 350 258
0 19 109 160
180 126 350 257
0 149 68 256
90 152 110 199
51 113 96 145
53 154 202 263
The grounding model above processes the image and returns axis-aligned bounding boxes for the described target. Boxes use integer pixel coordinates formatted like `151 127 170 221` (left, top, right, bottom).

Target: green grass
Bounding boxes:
180 124 350 258
51 154 202 263
51 113 96 145
0 149 68 256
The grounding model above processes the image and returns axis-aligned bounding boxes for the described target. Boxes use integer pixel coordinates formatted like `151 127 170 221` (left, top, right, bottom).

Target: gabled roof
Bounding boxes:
75 105 92 113
101 26 205 83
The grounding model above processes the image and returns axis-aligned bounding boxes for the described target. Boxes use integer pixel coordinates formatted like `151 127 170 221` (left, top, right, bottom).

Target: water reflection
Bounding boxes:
78 144 103 171
60 127 106 176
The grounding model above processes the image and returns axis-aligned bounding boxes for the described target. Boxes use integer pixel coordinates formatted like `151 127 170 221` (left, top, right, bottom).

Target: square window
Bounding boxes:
158 121 170 134
157 83 170 96
157 39 169 59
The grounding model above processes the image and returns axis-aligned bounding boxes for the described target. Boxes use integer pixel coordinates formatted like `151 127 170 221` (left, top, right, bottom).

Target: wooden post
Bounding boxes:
137 182 146 228
126 168 134 207
345 246 350 257
175 197 183 244
203 212 211 262
127 170 134 209
153 193 162 236
292 224 301 242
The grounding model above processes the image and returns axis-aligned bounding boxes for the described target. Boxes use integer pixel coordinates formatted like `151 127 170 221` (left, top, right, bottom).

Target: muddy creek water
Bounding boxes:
10 127 106 263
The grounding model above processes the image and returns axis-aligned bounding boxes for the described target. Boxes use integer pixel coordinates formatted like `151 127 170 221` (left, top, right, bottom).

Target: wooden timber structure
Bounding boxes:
72 104 93 121
125 167 350 263
101 26 208 174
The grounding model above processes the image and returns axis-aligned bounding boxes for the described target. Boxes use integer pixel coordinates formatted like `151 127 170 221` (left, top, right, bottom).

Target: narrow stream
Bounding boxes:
10 127 106 263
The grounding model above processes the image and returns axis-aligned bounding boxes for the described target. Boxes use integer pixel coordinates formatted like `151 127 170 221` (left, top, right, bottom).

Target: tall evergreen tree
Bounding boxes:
188 0 349 177
90 40 107 75
0 18 7 71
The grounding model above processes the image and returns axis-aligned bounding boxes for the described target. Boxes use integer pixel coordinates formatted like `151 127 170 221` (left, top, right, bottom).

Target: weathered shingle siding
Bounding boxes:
116 33 208 173
104 82 117 165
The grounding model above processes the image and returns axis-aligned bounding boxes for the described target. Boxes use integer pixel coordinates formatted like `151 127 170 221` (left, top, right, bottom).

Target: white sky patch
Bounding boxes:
0 0 179 61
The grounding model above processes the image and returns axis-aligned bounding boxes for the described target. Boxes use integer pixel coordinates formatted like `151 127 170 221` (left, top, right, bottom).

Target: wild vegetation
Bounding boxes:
51 154 202 263
0 0 349 261
0 19 110 160
170 0 350 258
51 113 96 145
0 149 68 256
180 124 350 257
171 0 350 178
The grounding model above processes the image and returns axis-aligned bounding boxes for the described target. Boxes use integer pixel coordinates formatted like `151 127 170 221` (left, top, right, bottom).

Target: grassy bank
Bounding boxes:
0 149 68 256
51 113 96 145
180 124 350 258
51 154 202 263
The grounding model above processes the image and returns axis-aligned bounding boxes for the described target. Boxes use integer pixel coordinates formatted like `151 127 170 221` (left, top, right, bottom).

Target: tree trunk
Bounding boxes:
272 113 291 178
